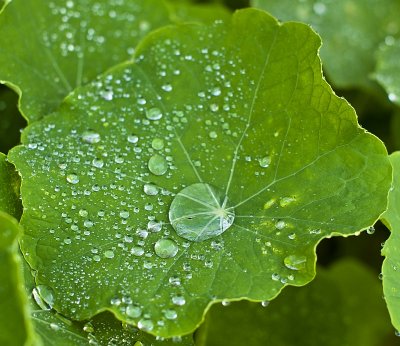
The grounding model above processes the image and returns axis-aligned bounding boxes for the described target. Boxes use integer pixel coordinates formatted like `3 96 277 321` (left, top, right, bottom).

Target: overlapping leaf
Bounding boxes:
382 152 400 331
197 259 392 346
0 153 22 218
252 0 400 91
9 8 392 338
0 212 36 346
375 39 400 106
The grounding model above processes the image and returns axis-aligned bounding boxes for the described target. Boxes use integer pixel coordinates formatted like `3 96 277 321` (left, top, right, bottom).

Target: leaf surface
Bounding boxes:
0 0 169 122
0 212 36 346
197 259 392 346
0 152 22 218
252 0 400 90
9 8 392 337
382 152 400 331
375 39 400 106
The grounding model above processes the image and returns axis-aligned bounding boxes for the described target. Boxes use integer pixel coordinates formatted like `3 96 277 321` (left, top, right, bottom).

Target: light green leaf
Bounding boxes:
0 86 27 153
0 153 22 218
197 259 392 346
382 152 400 331
9 8 391 337
375 39 400 106
252 0 400 90
0 212 36 346
0 0 171 122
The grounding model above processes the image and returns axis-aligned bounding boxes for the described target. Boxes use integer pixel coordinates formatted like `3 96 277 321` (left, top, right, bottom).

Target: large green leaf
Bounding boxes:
0 85 27 153
0 152 22 218
252 0 400 91
9 8 392 337
375 39 400 106
197 259 392 346
0 212 36 346
0 0 204 122
382 152 400 332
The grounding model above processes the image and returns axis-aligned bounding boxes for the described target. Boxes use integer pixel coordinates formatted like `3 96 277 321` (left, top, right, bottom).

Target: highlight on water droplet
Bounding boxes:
154 238 179 258
148 154 168 176
169 183 235 242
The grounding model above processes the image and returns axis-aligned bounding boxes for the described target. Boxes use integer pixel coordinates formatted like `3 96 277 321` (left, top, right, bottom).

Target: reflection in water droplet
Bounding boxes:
146 107 163 120
66 173 79 184
154 238 179 258
82 130 101 144
169 183 235 242
148 154 168 175
284 255 307 271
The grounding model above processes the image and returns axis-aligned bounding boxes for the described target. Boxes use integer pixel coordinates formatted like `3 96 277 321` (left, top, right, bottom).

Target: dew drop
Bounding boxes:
275 220 286 230
119 210 130 219
138 319 154 332
104 250 115 259
164 309 177 320
146 107 163 120
128 134 139 144
154 238 179 258
131 246 144 256
261 300 269 307
151 138 164 150
92 158 104 168
169 183 235 242
148 154 168 176
32 285 55 310
66 173 79 184
284 255 307 271
172 295 186 306
82 130 101 144
259 156 271 168
126 304 142 318
143 184 159 196
209 131 218 139
148 220 162 232
83 322 95 333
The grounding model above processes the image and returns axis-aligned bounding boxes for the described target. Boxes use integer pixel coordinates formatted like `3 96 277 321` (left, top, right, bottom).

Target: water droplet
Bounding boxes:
154 238 179 258
209 131 218 139
32 285 55 310
389 93 398 102
151 138 164 150
131 246 144 256
367 226 375 235
82 130 101 144
101 90 113 101
275 220 286 230
280 196 296 207
146 107 163 120
147 220 162 232
79 209 88 217
148 154 168 176
172 295 186 306
221 300 231 306
259 156 271 168
313 2 327 15
284 255 307 271
143 184 159 196
164 309 177 320
261 300 269 307
138 319 154 332
66 173 79 184
50 322 60 331
127 134 139 144
83 322 94 333
126 304 142 318
119 210 130 219
104 250 115 259
92 158 104 168
169 183 235 242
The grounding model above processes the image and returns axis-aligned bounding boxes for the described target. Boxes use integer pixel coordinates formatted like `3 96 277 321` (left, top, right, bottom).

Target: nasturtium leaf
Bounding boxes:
0 85 27 153
9 8 392 337
382 152 400 332
0 212 36 346
197 259 392 346
375 39 400 106
0 0 172 122
252 0 400 91
0 153 22 218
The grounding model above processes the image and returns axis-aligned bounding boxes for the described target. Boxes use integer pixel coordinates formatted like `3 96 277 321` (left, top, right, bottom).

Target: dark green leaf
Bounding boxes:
382 152 400 332
252 0 400 91
0 153 22 218
9 8 391 337
197 259 392 346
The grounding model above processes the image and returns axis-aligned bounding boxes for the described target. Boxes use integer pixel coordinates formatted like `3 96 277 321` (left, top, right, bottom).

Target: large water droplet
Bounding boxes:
169 183 235 242
284 255 307 271
154 238 179 258
82 130 101 144
146 107 163 120
148 154 168 176
32 285 55 310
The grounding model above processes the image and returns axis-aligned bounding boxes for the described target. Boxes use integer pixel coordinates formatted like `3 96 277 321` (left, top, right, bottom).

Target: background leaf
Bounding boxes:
0 0 179 122
9 8 392 338
375 39 400 106
252 0 400 91
0 212 36 346
0 152 22 218
196 259 393 346
382 152 400 332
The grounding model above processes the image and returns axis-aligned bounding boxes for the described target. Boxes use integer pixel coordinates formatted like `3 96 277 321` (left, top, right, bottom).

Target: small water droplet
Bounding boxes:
209 131 218 139
138 319 154 332
131 246 144 256
101 90 113 101
164 309 177 320
275 220 286 230
119 210 130 219
127 134 139 144
148 154 168 176
83 322 94 333
66 173 79 184
151 138 164 150
126 304 142 318
144 184 159 196
172 295 186 306
367 226 375 235
259 156 271 168
154 238 179 258
284 255 307 271
261 300 269 307
146 107 163 120
92 158 104 168
104 250 115 259
82 130 101 144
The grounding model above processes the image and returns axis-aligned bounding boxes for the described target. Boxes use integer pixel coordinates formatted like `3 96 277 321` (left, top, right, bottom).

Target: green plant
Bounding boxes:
0 0 399 345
